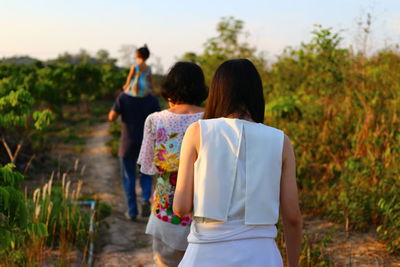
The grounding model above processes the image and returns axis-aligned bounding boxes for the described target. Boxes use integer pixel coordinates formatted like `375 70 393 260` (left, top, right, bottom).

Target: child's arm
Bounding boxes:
123 64 136 89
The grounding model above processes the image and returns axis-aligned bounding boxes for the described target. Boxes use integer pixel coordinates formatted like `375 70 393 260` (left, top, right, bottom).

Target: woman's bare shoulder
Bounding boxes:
186 120 200 135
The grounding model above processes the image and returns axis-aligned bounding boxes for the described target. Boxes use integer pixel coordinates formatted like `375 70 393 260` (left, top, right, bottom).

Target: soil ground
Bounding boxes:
303 215 400 266
80 122 153 267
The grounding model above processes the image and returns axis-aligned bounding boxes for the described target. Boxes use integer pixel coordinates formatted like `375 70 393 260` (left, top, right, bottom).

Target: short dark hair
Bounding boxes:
161 62 208 106
204 59 265 123
137 45 150 60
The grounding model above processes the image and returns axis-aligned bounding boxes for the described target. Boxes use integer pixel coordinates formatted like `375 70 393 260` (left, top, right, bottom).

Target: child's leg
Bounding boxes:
120 158 138 217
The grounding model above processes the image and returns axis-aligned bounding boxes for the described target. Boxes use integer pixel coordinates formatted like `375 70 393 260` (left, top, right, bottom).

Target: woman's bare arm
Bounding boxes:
123 64 135 89
280 134 302 267
173 122 200 218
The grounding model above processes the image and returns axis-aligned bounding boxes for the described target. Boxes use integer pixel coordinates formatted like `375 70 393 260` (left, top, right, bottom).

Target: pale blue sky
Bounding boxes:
1 0 399 71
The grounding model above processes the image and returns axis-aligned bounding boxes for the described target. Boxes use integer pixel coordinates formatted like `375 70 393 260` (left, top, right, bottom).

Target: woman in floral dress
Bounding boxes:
137 62 208 267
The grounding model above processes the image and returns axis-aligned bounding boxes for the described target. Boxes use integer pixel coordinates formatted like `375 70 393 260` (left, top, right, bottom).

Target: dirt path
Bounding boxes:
80 122 153 267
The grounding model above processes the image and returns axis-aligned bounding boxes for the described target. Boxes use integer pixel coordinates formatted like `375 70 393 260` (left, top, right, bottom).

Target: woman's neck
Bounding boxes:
168 102 204 114
226 112 254 122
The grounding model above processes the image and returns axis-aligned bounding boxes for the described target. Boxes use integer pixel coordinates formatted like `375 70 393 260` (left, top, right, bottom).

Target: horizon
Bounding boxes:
1 0 399 73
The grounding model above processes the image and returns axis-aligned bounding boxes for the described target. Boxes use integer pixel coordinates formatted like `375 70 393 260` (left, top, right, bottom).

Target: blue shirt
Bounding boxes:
112 92 160 158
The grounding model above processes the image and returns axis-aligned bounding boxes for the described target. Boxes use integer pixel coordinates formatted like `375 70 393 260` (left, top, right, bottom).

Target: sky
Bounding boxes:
1 0 399 72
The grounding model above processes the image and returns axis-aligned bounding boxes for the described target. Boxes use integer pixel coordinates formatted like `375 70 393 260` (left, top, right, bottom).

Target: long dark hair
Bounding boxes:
204 59 265 123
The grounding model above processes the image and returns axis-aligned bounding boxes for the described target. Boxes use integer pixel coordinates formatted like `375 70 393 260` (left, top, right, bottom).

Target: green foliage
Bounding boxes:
72 63 102 106
0 50 127 165
0 77 55 165
0 87 34 128
33 109 55 131
1 16 399 263
264 25 400 253
27 222 48 237
100 64 126 96
107 121 121 157
277 221 335 266
0 164 91 265
0 164 48 264
27 178 90 250
181 16 267 85
0 49 126 114
182 17 400 255
97 202 112 219
0 84 55 132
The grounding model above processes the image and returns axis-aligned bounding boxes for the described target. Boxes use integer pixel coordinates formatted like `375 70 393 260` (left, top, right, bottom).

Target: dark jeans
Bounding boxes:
120 157 152 217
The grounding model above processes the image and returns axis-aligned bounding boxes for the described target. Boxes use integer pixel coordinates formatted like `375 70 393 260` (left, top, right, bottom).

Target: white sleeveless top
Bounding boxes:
193 118 284 225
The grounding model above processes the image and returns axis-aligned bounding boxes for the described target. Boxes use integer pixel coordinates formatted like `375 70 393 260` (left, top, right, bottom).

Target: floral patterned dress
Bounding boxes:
137 109 203 250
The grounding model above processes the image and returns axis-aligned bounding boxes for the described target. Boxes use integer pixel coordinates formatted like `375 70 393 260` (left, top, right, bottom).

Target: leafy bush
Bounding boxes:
0 165 92 266
183 17 400 254
0 164 48 266
0 52 127 166
264 27 400 253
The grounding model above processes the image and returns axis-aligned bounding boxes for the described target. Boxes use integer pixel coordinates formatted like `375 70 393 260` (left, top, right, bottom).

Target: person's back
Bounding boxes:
126 63 152 97
137 63 152 95
173 59 302 267
114 92 160 158
123 44 153 97
191 118 283 225
109 91 160 220
178 118 283 266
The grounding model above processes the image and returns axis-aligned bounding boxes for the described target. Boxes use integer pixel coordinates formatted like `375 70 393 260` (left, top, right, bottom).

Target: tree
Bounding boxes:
181 16 267 85
55 52 73 65
77 49 91 64
0 79 54 166
96 49 117 65
72 63 102 110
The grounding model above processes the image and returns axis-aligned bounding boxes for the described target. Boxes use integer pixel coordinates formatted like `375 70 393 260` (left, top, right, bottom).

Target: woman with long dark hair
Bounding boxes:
173 59 302 266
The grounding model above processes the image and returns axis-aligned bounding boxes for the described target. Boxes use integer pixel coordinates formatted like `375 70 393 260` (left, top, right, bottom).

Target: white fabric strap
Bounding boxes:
193 118 284 225
193 119 242 221
245 123 283 224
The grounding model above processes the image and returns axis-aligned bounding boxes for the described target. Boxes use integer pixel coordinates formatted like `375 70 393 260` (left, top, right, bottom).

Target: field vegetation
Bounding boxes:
182 16 400 261
1 15 399 266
